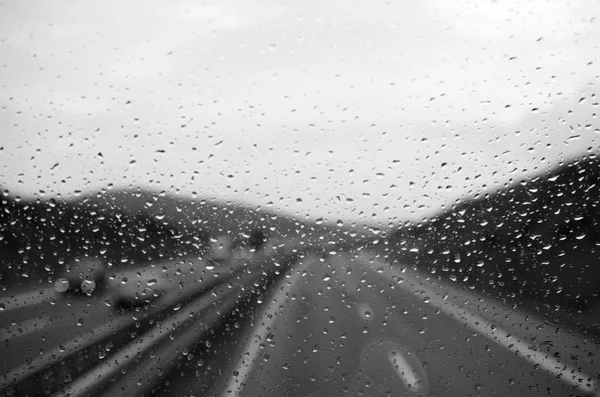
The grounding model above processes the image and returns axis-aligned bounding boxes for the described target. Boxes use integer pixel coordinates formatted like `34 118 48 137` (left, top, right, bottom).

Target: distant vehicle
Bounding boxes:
263 239 282 256
209 235 233 262
106 267 167 309
54 257 108 297
232 245 255 261
53 255 211 310
248 229 267 251
105 258 207 310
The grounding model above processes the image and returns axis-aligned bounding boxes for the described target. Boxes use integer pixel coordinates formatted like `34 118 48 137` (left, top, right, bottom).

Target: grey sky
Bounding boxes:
1 0 599 224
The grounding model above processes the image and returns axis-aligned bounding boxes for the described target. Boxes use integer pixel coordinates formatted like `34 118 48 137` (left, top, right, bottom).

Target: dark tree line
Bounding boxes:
388 155 600 309
0 194 207 289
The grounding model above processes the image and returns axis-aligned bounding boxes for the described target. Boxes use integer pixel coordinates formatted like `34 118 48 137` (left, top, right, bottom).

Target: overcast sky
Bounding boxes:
1 0 599 224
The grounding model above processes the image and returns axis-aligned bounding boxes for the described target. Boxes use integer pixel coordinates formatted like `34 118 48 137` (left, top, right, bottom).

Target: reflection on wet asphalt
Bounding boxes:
1 250 599 397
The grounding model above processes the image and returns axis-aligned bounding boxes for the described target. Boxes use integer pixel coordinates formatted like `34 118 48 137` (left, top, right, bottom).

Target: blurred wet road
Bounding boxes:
207 252 600 397
1 249 599 397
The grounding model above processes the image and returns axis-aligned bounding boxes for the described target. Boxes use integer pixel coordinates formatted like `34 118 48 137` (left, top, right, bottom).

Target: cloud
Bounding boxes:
430 0 598 40
179 5 242 29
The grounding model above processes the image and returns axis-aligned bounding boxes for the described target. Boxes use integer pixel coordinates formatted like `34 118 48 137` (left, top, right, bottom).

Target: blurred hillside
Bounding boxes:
389 153 600 310
0 192 198 291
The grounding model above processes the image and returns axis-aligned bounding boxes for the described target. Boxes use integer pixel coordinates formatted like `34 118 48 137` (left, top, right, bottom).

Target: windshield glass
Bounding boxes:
1 1 600 396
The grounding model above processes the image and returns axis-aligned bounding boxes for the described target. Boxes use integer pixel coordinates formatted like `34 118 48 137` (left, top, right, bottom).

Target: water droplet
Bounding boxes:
54 278 70 293
81 279 96 295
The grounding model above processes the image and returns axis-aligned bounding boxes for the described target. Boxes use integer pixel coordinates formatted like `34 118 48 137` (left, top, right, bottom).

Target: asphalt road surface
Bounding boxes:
1 249 599 397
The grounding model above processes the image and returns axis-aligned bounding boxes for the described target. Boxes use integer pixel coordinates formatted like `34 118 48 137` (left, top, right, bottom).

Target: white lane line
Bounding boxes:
222 255 315 397
0 315 50 341
1 259 250 388
55 259 274 397
0 287 53 312
0 315 132 387
101 291 241 396
362 255 598 395
54 286 240 397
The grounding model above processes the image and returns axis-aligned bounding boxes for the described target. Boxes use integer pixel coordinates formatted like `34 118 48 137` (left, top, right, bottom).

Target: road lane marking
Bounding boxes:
0 315 50 341
54 287 241 397
360 254 598 396
0 287 53 312
53 255 289 397
222 255 315 397
100 289 243 396
0 315 132 387
0 266 241 388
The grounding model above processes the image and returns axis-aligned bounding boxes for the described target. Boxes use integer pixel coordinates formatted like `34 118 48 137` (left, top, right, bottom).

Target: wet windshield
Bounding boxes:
1 1 600 396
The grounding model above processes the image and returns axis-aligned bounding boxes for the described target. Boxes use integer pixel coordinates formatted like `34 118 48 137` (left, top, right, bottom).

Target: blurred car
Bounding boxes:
231 245 254 262
248 229 267 251
209 235 233 263
54 256 108 297
105 258 207 310
106 266 167 309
